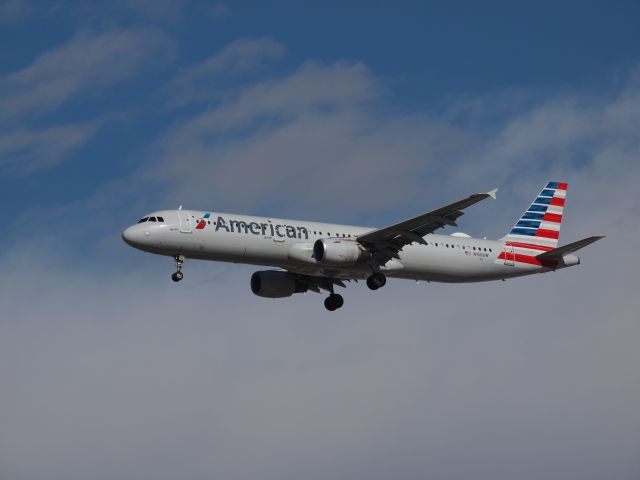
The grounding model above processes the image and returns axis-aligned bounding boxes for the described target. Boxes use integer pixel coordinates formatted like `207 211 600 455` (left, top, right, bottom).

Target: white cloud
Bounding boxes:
0 26 171 173
171 37 287 106
41 60 638 237
0 27 171 122
117 0 187 22
0 0 31 23
141 62 637 232
149 61 423 216
0 122 98 173
208 2 230 18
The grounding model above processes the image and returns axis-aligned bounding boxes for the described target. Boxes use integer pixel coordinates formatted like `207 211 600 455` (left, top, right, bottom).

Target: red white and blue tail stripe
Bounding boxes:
502 181 567 250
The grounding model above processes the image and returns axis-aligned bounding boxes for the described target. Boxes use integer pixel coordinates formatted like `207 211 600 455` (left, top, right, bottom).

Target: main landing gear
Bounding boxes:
324 273 386 311
366 272 386 290
324 293 344 311
324 281 345 311
171 255 185 282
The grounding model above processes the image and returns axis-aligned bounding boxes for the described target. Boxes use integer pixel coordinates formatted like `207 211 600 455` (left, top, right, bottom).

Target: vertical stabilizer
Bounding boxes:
502 182 568 249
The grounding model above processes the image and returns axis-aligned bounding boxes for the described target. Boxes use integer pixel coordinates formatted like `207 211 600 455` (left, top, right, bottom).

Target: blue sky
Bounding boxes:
1 2 640 480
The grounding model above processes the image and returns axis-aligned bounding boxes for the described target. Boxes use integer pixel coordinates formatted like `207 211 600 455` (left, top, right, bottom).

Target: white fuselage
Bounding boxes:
122 209 579 283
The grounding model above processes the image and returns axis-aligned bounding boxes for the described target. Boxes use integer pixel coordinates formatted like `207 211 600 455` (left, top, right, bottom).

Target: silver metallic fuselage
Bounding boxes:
122 209 579 283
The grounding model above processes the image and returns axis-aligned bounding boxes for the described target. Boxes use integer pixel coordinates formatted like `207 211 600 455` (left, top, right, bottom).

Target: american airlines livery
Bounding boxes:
122 182 603 311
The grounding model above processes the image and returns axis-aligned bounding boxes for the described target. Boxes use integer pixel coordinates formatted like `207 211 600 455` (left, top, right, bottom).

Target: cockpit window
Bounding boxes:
149 217 157 222
137 217 149 223
157 216 164 222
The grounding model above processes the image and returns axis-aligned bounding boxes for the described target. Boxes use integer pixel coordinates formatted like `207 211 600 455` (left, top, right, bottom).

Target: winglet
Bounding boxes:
486 188 498 200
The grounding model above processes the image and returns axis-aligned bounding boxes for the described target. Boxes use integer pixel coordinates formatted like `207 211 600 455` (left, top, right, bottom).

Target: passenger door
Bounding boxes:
178 210 193 233
503 245 515 266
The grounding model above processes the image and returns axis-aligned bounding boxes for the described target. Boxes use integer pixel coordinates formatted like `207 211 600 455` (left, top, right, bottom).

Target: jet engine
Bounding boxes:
250 270 307 298
313 239 368 266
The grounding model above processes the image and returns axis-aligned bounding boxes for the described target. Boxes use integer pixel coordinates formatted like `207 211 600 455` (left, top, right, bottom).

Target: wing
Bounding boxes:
357 188 498 265
279 269 351 292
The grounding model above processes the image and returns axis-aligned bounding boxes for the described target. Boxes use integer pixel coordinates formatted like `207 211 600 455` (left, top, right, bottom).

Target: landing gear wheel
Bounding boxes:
324 293 344 311
367 273 386 290
172 254 185 283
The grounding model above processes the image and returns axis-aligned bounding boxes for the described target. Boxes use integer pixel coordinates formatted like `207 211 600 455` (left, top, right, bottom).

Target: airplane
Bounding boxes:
122 182 603 311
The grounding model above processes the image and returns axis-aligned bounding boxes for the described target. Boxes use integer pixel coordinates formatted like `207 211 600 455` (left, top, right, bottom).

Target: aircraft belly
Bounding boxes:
202 231 288 264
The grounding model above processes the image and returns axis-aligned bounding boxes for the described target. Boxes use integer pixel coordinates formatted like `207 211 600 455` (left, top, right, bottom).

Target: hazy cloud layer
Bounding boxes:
0 201 637 480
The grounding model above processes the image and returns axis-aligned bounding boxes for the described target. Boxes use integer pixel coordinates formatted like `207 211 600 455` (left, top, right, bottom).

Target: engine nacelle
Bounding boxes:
288 242 317 264
250 270 307 298
313 239 367 266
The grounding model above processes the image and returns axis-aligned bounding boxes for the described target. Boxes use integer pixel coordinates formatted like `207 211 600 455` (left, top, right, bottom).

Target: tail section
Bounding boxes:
502 181 568 248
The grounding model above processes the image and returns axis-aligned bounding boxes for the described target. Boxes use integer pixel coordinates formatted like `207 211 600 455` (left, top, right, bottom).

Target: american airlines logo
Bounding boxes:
195 213 310 240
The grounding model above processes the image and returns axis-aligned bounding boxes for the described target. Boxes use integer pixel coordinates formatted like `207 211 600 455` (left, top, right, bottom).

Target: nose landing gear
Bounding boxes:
366 272 386 290
172 255 185 282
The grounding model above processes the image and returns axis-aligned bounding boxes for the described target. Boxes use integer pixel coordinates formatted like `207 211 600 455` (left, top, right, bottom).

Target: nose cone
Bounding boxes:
122 226 143 248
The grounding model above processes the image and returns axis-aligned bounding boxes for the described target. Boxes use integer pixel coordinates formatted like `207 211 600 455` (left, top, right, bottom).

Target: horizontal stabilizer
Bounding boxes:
536 236 605 261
